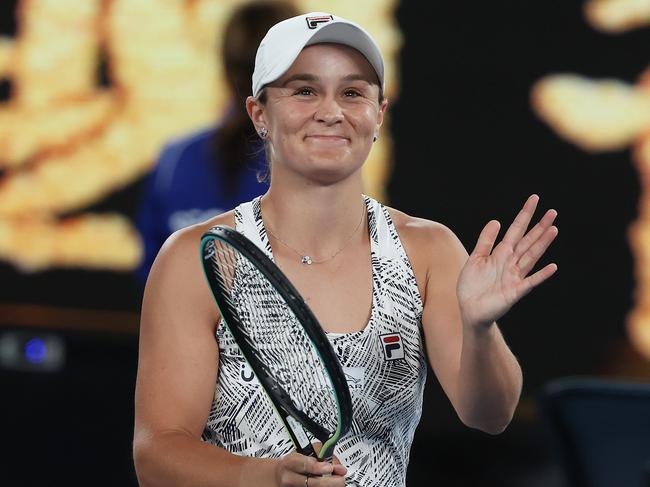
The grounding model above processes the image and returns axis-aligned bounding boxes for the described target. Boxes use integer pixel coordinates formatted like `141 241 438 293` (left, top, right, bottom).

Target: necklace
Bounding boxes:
264 203 366 265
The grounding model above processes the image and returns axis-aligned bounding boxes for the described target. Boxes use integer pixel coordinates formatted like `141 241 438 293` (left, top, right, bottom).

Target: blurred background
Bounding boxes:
1 0 649 485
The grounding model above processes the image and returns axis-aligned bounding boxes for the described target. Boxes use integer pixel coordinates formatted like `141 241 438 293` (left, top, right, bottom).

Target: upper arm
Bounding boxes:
134 223 222 449
394 213 469 408
420 225 469 407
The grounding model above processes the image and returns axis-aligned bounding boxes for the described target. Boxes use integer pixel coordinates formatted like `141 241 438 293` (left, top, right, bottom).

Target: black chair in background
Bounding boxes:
540 377 650 487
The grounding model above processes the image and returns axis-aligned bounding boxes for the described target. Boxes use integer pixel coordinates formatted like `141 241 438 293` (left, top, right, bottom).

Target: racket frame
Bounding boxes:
200 225 353 461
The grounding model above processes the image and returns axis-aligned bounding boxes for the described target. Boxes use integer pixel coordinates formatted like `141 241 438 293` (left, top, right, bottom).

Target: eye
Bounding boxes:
344 89 362 97
294 87 315 96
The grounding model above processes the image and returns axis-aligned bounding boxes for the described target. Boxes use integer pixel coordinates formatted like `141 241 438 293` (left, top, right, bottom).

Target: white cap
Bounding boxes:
252 12 385 97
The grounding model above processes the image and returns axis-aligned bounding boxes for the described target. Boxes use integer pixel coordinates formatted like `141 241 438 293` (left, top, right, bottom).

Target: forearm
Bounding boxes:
456 321 523 434
134 430 276 487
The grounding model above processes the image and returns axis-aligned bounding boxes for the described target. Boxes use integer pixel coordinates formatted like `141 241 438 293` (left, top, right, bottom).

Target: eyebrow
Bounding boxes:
278 73 374 87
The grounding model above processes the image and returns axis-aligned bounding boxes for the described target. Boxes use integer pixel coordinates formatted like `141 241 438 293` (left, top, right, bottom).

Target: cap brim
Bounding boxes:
306 23 384 89
253 18 384 97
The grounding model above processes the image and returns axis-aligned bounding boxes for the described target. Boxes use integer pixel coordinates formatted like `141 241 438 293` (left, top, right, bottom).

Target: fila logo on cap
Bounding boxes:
380 333 405 361
305 15 333 29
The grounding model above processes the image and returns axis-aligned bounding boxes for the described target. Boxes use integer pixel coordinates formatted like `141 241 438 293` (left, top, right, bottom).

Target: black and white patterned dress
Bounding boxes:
203 195 427 486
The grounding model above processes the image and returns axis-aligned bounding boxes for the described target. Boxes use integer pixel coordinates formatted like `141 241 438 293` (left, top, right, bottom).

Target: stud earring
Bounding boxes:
259 127 269 139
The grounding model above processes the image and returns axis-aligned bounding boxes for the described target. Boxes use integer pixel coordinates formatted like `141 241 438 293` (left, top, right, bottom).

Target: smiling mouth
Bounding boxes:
305 135 350 142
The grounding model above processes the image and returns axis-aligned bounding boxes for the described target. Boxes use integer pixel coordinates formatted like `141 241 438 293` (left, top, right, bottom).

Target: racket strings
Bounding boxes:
206 239 339 435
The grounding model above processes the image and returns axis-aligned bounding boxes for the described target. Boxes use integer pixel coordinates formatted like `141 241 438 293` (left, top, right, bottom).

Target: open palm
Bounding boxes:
457 195 558 329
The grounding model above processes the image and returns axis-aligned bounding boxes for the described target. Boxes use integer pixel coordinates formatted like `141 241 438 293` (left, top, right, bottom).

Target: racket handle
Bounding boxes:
298 442 318 457
298 446 332 477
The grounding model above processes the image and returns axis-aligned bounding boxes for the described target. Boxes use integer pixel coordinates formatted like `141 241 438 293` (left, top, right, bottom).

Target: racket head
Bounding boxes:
200 225 352 460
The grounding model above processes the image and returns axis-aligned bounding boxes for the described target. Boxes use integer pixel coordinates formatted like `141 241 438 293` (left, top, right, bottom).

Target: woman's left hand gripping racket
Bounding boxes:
200 225 353 463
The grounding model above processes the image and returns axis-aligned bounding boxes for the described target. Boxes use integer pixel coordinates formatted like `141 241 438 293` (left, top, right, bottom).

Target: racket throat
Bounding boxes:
286 416 313 453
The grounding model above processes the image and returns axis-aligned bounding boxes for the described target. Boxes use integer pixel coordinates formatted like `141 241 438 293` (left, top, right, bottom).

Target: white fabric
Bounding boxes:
203 195 426 487
252 12 385 97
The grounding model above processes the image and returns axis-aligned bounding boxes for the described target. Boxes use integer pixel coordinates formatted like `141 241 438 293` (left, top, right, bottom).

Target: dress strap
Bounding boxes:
234 196 273 259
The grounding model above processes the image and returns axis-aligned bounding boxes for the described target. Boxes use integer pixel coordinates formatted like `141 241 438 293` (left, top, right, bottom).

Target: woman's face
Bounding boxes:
248 43 387 184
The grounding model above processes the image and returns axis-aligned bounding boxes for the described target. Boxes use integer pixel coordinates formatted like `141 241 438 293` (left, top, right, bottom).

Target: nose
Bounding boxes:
313 95 343 125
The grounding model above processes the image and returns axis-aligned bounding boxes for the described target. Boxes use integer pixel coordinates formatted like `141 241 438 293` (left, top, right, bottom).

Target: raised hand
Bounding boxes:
456 195 558 329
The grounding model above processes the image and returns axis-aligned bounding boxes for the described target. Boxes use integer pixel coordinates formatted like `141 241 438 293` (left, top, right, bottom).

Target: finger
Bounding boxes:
514 209 558 259
281 470 308 487
517 262 558 298
281 471 341 487
304 473 346 486
517 226 558 275
310 459 335 477
471 220 501 258
502 194 539 246
286 452 333 477
309 442 333 467
308 442 346 479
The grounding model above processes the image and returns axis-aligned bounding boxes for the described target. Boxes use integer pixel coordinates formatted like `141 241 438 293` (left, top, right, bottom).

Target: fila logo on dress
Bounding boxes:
380 333 404 361
305 15 334 29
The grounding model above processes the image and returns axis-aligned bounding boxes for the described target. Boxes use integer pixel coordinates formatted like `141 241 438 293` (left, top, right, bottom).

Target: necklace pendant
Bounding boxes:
301 256 313 265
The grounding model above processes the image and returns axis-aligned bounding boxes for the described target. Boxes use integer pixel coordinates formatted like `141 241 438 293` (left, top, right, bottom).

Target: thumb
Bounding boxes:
332 463 348 477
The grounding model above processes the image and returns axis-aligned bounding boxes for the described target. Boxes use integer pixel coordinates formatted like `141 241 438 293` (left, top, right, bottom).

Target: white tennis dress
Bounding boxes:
202 195 427 486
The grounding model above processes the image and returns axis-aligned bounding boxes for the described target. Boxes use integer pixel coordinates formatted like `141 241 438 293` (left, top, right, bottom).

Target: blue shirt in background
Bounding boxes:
135 127 268 283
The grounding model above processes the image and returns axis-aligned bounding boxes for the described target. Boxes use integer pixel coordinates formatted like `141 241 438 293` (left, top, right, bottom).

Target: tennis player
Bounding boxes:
134 12 558 487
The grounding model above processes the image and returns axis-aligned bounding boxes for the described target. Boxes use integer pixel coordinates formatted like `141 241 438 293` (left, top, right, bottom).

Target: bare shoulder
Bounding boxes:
144 210 236 326
154 211 236 267
385 206 469 295
386 206 466 258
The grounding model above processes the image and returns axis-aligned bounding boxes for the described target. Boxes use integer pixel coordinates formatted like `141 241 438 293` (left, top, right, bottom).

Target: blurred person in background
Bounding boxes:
135 0 298 284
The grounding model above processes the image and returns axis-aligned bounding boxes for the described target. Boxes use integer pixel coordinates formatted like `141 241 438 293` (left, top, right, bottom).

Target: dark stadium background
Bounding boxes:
1 1 648 485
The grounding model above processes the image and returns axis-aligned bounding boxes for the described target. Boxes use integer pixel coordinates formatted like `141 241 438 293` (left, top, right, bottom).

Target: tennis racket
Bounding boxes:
200 225 353 462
